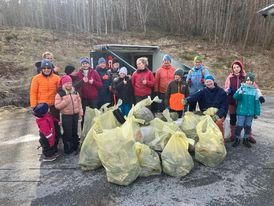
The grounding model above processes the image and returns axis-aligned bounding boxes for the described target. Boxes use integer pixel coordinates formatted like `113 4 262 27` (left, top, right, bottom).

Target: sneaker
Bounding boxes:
43 156 57 162
232 138 240 147
243 139 252 148
43 152 60 162
249 136 256 144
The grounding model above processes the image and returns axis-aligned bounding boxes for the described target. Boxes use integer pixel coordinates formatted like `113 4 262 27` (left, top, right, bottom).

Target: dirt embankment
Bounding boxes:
0 27 273 107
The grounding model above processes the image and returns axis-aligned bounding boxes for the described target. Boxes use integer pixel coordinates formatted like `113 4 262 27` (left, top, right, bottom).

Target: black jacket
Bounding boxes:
113 76 134 104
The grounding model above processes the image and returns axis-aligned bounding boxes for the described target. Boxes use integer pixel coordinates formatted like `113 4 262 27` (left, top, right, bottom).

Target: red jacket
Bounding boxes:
36 113 56 147
154 65 175 93
131 68 155 96
76 68 102 100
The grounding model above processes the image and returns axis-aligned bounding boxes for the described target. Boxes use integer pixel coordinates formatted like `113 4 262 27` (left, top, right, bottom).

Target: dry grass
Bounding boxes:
0 26 273 106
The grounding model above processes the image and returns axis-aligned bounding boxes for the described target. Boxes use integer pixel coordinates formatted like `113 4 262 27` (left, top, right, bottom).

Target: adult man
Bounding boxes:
183 75 228 137
186 56 210 111
30 59 61 151
154 54 175 112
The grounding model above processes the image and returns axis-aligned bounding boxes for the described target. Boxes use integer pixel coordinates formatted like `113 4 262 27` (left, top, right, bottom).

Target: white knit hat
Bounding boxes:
119 67 128 75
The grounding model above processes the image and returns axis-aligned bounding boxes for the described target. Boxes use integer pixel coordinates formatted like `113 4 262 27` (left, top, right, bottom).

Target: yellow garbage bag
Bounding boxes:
95 127 141 186
78 104 122 171
80 107 101 145
135 142 162 177
148 118 180 151
121 115 145 142
78 125 101 170
203 107 218 116
181 111 202 142
195 115 227 167
161 131 194 177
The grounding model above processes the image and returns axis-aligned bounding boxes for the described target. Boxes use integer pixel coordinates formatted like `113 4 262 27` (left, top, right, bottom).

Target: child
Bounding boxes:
33 103 60 161
55 75 83 154
112 67 134 116
165 69 189 118
232 73 261 148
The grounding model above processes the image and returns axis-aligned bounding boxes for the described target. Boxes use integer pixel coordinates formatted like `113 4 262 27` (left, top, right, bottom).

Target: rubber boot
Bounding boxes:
243 138 252 148
232 138 240 147
249 133 256 144
230 125 236 142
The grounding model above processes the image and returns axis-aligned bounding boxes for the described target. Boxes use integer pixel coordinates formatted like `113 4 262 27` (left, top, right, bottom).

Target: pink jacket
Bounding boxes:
55 88 83 116
36 113 56 147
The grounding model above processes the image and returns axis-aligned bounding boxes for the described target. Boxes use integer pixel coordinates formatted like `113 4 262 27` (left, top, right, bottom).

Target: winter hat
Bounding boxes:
64 65 76 75
245 72 255 82
204 75 215 81
194 56 203 62
80 57 90 65
119 67 128 75
174 69 184 78
33 103 48 117
98 57 106 64
41 59 53 69
60 75 72 86
112 58 119 64
163 54 172 62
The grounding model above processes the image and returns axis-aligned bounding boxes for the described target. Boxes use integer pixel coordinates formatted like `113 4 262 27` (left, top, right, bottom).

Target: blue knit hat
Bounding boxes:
33 103 49 117
41 59 53 69
204 75 215 81
163 54 171 62
98 57 106 64
80 57 90 65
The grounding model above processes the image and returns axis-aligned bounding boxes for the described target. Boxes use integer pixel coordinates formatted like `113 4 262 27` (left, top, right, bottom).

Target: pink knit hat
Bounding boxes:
60 75 72 86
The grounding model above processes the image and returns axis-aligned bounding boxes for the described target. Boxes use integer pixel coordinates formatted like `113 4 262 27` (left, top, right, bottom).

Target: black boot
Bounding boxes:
243 138 252 148
232 138 240 147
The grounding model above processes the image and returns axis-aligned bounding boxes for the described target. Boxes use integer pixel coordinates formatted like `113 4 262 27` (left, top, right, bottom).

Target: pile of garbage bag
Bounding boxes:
79 97 227 185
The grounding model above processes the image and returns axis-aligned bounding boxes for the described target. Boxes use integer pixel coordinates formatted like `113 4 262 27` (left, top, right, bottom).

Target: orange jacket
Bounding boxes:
154 65 175 93
30 73 60 107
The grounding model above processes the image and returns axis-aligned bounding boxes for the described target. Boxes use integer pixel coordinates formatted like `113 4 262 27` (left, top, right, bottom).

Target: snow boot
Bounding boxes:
243 138 252 148
232 138 240 147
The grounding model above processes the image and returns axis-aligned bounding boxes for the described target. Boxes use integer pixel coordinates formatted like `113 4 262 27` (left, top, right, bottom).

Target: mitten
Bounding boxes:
200 78 204 84
259 96 265 104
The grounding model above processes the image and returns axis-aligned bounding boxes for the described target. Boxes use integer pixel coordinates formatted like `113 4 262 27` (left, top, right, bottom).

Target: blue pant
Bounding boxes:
235 115 253 138
119 103 131 117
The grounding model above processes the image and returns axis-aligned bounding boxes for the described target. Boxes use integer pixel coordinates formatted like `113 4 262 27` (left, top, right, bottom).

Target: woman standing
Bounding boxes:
131 57 155 103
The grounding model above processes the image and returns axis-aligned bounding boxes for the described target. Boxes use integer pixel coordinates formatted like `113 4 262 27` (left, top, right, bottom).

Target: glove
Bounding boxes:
254 116 258 119
200 78 204 84
165 106 170 110
102 74 109 80
211 114 219 122
259 96 265 104
227 87 235 95
182 99 188 106
238 88 244 94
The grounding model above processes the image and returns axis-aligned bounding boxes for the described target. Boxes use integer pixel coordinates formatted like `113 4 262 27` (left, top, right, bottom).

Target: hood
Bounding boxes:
231 60 246 76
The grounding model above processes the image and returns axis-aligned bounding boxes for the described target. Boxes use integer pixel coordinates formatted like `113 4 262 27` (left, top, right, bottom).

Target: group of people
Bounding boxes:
29 51 264 161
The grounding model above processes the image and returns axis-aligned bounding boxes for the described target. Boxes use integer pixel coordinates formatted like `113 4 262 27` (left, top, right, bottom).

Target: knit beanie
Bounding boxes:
64 65 76 75
60 75 72 86
245 72 255 82
119 67 128 75
112 58 119 64
194 56 203 62
204 75 215 81
80 57 90 65
41 59 53 69
98 57 106 64
163 54 172 62
174 69 184 78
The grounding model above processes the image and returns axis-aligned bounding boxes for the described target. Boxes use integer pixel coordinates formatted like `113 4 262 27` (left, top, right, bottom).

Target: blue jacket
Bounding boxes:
233 83 260 116
186 85 228 118
186 65 210 94
96 66 113 103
